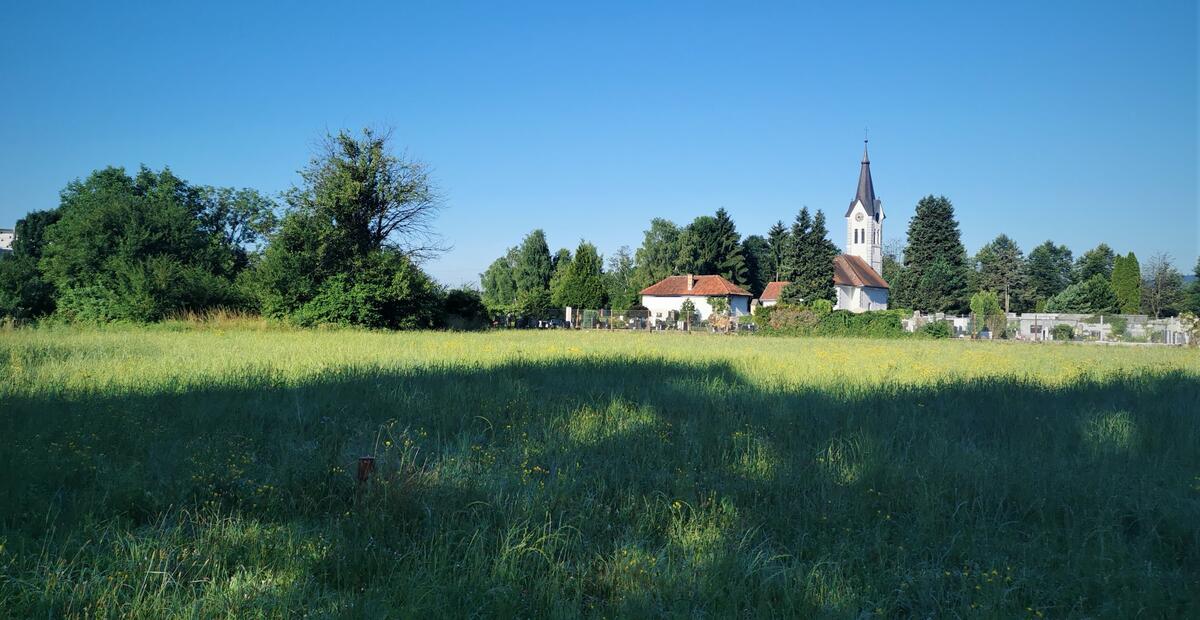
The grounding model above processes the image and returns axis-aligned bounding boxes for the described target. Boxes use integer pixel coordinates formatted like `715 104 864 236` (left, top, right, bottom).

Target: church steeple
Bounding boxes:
844 138 884 275
848 139 879 218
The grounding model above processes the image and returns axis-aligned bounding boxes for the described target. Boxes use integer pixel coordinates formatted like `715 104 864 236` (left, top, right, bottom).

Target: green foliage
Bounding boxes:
1140 253 1184 318
1044 275 1119 314
0 255 56 321
480 249 520 317
632 218 681 289
892 196 970 313
1052 323 1075 341
1188 259 1200 315
1074 244 1115 284
1026 240 1073 302
778 208 837 304
513 230 554 316
1111 253 1141 314
973 234 1031 312
969 291 1005 335
679 299 697 328
291 251 441 329
11 208 61 259
917 320 953 339
604 246 639 313
809 298 833 315
756 304 907 338
741 234 770 297
548 247 573 308
712 208 747 286
707 296 730 317
37 167 247 322
673 209 747 286
441 287 489 330
554 241 607 309
765 220 789 282
247 130 444 328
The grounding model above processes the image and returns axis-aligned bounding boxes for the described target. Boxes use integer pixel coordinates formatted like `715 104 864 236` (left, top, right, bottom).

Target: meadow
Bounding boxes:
1 325 1198 617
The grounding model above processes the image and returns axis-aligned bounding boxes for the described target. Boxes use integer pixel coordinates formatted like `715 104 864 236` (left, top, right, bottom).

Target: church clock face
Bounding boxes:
855 213 864 222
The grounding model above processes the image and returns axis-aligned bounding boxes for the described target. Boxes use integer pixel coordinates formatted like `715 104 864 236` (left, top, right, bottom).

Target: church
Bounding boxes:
761 140 890 312
640 141 890 321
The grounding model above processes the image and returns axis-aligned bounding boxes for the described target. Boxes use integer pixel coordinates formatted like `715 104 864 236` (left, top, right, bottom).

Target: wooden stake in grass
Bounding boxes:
357 456 376 483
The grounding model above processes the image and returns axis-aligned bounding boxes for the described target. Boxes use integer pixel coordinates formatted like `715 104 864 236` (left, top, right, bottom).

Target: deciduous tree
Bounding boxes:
1140 252 1184 318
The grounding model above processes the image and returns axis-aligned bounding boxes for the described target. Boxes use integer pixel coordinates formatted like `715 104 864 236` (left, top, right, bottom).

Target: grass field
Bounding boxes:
1 326 1198 617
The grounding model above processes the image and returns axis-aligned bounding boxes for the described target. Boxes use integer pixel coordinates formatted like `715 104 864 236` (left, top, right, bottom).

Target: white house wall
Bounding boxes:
641 295 751 321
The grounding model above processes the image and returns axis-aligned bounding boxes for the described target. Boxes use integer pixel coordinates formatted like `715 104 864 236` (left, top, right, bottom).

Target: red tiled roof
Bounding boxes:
834 254 889 289
640 274 752 297
760 281 789 301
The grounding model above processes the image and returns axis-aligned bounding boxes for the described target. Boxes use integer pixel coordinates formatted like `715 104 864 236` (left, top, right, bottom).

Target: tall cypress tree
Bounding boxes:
713 208 747 285
893 195 970 313
741 234 771 297
766 220 789 281
1111 252 1141 314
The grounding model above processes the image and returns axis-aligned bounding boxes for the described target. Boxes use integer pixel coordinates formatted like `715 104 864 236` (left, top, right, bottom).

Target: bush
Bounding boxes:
918 320 953 339
442 288 489 330
756 304 907 338
291 251 441 329
1052 324 1074 341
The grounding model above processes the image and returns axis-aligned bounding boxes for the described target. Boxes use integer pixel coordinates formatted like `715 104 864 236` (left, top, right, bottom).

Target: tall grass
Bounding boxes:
1 327 1197 617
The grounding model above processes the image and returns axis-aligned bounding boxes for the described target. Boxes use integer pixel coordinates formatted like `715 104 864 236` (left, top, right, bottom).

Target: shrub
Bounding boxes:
291 251 442 329
442 288 489 330
1052 324 1075 341
918 320 953 339
756 305 907 338
810 298 833 315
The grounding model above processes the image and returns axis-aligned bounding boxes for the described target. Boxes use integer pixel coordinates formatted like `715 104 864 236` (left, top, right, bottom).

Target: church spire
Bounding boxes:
847 138 879 218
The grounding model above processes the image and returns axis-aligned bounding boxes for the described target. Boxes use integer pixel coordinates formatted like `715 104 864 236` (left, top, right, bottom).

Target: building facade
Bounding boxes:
640 274 753 322
0 228 13 254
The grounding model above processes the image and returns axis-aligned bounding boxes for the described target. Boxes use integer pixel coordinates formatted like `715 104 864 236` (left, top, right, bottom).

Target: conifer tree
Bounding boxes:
892 195 970 313
1111 252 1141 314
766 220 789 281
713 208 748 285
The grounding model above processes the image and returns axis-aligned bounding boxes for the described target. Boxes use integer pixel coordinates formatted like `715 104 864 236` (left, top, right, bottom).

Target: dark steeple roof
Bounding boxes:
845 140 882 218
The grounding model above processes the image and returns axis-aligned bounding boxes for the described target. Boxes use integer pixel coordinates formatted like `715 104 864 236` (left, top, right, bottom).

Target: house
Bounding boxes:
758 281 787 307
0 228 13 255
640 274 752 323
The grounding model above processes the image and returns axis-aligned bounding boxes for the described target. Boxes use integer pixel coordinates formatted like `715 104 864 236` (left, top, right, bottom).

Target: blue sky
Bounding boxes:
1 1 1196 284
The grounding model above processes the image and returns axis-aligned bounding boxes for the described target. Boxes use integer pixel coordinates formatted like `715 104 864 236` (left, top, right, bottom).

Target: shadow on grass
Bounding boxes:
1 358 1198 616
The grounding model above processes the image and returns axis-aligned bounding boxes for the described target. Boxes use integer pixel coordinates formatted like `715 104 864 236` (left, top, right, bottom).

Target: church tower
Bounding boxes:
844 139 884 274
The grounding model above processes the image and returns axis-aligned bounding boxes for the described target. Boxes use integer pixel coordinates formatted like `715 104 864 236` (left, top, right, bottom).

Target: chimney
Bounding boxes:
687 274 695 291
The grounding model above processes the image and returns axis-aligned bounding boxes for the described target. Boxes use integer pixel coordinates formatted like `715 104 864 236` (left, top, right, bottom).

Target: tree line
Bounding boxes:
0 129 488 329
479 206 842 319
883 196 1197 318
484 194 1200 321
4 140 1197 328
